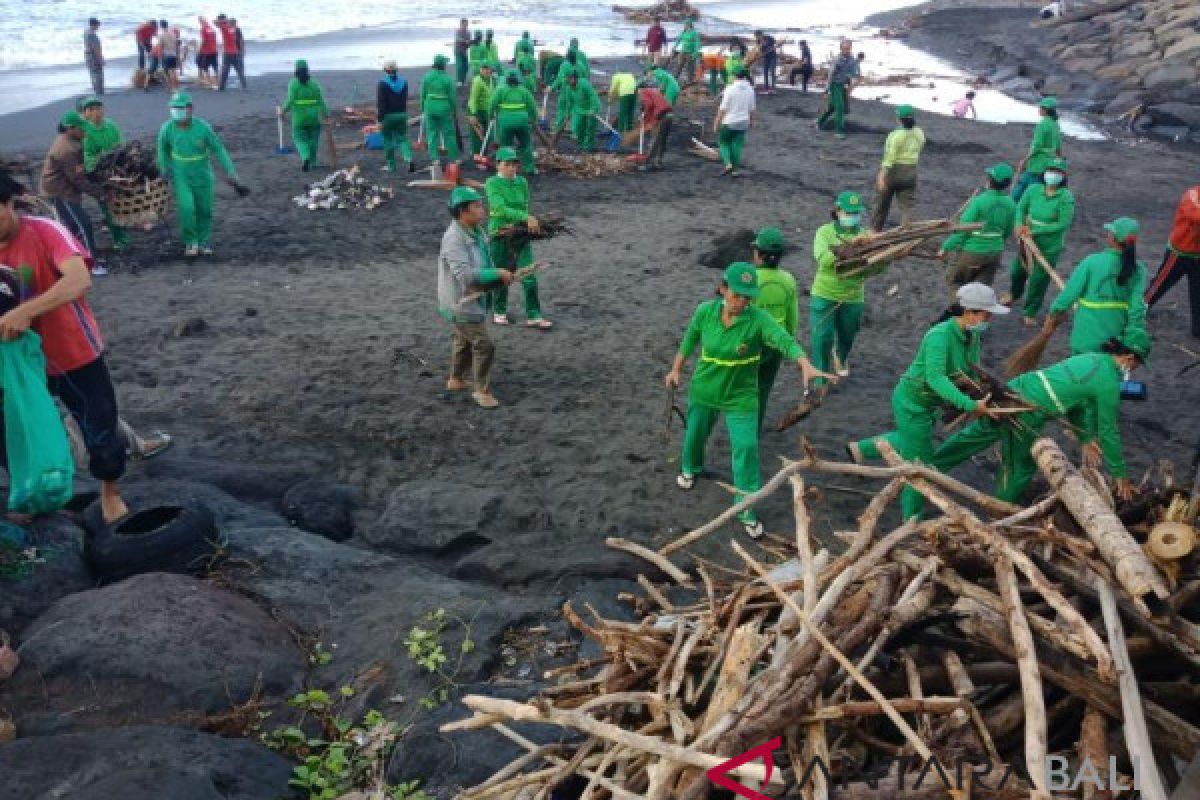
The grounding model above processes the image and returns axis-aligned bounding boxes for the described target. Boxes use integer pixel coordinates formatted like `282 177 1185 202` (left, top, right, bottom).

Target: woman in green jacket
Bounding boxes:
1046 217 1147 355
1006 157 1074 325
849 282 1009 519
280 59 328 171
750 227 798 430
810 191 870 391
667 263 831 537
1013 97 1063 203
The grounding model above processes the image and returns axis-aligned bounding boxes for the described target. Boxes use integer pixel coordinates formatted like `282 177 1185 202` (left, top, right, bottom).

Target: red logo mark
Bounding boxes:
706 737 782 800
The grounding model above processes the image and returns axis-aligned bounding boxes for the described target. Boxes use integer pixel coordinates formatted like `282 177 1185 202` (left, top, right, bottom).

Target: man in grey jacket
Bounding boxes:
438 186 514 408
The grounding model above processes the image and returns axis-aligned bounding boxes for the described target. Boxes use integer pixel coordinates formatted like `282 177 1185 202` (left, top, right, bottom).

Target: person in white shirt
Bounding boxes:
714 69 755 176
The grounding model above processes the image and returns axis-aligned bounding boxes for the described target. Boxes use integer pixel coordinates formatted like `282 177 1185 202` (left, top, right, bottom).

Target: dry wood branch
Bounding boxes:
607 538 692 586
995 552 1049 797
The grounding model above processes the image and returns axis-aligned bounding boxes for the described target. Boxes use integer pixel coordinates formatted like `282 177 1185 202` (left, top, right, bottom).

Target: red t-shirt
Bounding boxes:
1169 186 1200 256
200 25 218 55
0 217 103 375
646 25 666 53
218 22 239 54
136 22 157 46
639 87 672 126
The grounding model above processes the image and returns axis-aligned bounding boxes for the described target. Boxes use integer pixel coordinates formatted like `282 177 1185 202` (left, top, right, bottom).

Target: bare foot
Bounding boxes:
101 491 128 524
446 378 470 391
472 391 500 409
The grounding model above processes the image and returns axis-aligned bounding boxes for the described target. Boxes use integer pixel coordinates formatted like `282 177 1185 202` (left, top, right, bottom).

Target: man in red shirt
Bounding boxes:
136 18 157 71
197 17 219 88
645 18 667 63
1145 185 1200 338
0 170 127 522
216 15 247 90
637 82 673 170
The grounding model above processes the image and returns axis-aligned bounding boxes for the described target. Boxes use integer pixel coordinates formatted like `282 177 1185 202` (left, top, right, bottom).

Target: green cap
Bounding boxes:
481 61 496 71
60 111 86 129
1118 327 1152 362
449 186 483 208
168 91 193 108
986 162 1014 182
1045 157 1068 173
835 191 863 213
895 104 914 118
723 262 760 298
78 95 103 110
1039 96 1057 110
495 146 519 162
1104 216 1139 243
753 227 785 252
295 59 308 69
433 54 449 67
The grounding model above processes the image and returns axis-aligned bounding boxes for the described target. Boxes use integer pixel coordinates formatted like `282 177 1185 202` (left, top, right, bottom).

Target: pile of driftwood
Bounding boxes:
536 152 632 178
494 211 573 245
444 438 1200 799
833 220 982 276
90 141 160 186
613 0 699 24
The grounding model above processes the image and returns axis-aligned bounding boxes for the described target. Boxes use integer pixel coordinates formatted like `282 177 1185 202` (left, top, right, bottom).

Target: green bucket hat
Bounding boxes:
295 59 308 69
1039 96 1057 110
433 54 449 67
449 186 483 208
835 191 863 213
723 262 760 299
895 103 915 118
1118 327 1152 363
1104 216 1139 243
168 91 193 108
986 162 1014 182
78 95 103 110
753 227 785 252
60 111 86 129
495 146 519 163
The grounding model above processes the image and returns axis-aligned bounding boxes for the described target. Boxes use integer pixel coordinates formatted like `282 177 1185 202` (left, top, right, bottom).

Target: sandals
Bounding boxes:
492 314 510 326
134 431 173 461
472 391 500 409
676 473 696 490
742 519 764 539
526 318 554 330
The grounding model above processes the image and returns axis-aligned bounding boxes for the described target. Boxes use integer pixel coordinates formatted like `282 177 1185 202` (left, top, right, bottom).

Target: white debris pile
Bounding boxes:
292 165 395 211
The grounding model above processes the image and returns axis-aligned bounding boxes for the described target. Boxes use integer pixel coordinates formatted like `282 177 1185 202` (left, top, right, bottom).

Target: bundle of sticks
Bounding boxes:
1004 233 1069 377
444 438 1199 800
833 220 982 276
613 0 699 23
536 152 632 178
493 212 573 245
90 141 160 187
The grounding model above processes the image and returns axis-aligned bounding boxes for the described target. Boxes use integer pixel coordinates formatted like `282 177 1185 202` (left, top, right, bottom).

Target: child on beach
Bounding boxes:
952 91 977 119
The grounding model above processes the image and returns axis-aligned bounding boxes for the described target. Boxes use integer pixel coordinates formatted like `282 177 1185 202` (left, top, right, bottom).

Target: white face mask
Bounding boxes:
170 108 188 121
838 213 861 228
1044 171 1064 186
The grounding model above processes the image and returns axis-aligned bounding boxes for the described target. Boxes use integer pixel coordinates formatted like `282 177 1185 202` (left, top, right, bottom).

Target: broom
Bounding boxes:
1003 232 1068 377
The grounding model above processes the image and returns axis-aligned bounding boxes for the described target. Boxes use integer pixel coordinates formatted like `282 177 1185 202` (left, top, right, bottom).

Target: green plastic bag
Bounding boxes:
1 332 73 514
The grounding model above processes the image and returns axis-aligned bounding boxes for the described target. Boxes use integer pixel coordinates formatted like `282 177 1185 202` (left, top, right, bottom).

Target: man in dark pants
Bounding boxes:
637 82 673 170
1146 184 1200 338
753 30 777 93
0 170 128 522
217 15 247 90
84 18 104 95
816 39 860 138
39 112 106 274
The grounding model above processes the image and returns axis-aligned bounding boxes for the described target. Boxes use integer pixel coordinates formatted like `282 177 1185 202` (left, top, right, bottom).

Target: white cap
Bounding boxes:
957 282 1010 314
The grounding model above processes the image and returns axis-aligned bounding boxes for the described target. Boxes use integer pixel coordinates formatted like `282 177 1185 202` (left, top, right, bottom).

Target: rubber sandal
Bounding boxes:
526 319 554 330
472 391 500 409
445 379 471 391
742 519 764 539
492 314 510 325
134 432 173 460
676 473 695 490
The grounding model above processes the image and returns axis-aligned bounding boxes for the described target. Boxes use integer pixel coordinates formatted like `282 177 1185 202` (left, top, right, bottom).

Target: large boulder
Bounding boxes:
138 456 312 506
0 514 92 637
116 478 286 531
1164 33 1200 61
1147 102 1200 130
280 479 358 541
0 725 291 800
1143 64 1198 91
1 573 306 732
451 529 649 589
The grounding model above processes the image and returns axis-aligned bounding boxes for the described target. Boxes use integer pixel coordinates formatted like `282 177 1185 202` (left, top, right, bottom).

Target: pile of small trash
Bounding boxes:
292 166 394 211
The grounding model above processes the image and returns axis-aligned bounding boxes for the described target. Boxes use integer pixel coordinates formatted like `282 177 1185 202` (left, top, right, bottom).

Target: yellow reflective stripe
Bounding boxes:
292 99 319 105
171 153 206 162
700 353 761 367
499 103 526 110
1036 371 1066 415
1078 298 1129 310
427 93 449 99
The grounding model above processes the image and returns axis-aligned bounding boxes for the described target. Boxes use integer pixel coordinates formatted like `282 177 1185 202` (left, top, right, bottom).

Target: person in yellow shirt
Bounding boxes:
749 227 798 431
871 105 925 231
607 72 639 132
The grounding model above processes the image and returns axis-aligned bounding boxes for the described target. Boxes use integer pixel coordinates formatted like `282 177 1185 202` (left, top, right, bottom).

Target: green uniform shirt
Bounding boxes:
468 42 488 71
568 79 601 115
568 46 590 76
812 221 867 303
485 42 500 63
420 69 456 113
468 73 496 115
484 174 530 233
515 37 535 62
552 60 586 92
517 55 539 92
282 77 328 125
156 117 236 178
896 318 981 413
1026 116 1062 174
754 266 799 335
942 189 1016 255
881 126 925 168
1009 352 1126 477
725 53 744 77
677 29 700 56
82 118 122 173
679 299 804 412
609 72 638 98
490 84 537 126
1016 185 1074 255
651 68 680 105
541 53 565 85
1050 248 1148 355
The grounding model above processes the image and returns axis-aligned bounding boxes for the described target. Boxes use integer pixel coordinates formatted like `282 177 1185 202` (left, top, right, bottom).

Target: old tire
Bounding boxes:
82 502 219 581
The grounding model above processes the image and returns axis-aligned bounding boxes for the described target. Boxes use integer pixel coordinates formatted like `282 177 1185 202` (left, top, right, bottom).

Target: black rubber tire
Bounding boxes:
82 502 219 582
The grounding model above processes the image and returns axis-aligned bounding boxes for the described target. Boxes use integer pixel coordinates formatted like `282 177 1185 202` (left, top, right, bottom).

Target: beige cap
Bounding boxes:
382 60 398 71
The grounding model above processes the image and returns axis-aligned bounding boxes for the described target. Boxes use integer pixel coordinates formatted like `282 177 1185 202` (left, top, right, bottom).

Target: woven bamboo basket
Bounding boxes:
108 179 171 227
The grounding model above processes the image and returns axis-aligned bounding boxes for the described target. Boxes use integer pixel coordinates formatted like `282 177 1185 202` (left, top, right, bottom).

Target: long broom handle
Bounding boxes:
276 106 285 149
1017 230 1066 290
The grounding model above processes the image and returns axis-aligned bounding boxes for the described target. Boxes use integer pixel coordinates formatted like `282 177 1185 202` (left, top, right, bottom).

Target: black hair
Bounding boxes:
159 19 168 27
507 72 519 86
1102 337 1142 363
901 117 916 129
296 66 310 83
450 203 474 219
754 247 783 268
566 51 577 64
988 176 1012 191
966 90 976 98
1115 237 1138 287
89 17 100 26
1044 107 1058 119
0 169 28 204
936 302 967 324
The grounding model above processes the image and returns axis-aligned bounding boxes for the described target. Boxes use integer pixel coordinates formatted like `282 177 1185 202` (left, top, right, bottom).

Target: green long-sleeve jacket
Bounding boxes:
812 221 868 303
880 127 925 168
1026 116 1062 175
941 189 1016 255
490 84 537 127
552 60 586 93
677 29 700 56
1050 248 1147 355
82 118 122 173
1009 352 1126 477
1016 185 1074 255
679 299 805 412
896 318 981 414
282 77 328 126
485 42 499 63
651 68 680 105
515 36 534 62
156 117 236 179
568 79 601 116
485 174 530 234
754 266 798 335
468 42 488 72
468 73 496 115
420 69 456 114
517 55 539 92
568 45 590 76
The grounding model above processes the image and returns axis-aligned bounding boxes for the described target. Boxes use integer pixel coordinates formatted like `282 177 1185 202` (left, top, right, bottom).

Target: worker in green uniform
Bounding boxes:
484 30 500 65
608 71 639 132
750 227 798 431
156 92 241 257
938 163 1017 299
849 283 1009 519
647 66 681 106
675 20 701 83
490 71 539 174
871 104 925 231
1046 216 1147 355
1005 157 1074 325
279 59 328 171
468 62 497 159
666 262 831 537
567 37 589 76
79 95 130 250
421 55 460 165
551 52 585 130
566 73 601 152
517 53 539 95
540 51 565 89
810 191 873 397
467 32 487 78
377 60 414 173
514 31 535 64
1013 97 1063 203
724 45 746 88
931 329 1150 505
486 147 552 329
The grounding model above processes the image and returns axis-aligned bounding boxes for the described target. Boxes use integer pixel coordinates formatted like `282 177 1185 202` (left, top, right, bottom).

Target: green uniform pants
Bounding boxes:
488 238 542 319
717 125 746 169
818 83 849 134
572 112 597 152
682 403 762 523
292 119 322 166
424 110 460 161
99 203 129 249
169 167 215 248
455 51 468 85
470 111 490 156
809 296 863 387
1008 243 1061 319
931 412 1048 503
497 119 535 173
854 390 937 520
617 93 637 132
757 350 782 433
555 92 572 129
707 68 722 96
381 112 413 170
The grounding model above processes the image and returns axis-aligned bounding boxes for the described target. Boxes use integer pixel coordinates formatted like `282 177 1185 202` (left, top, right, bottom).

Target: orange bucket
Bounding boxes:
702 53 725 71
